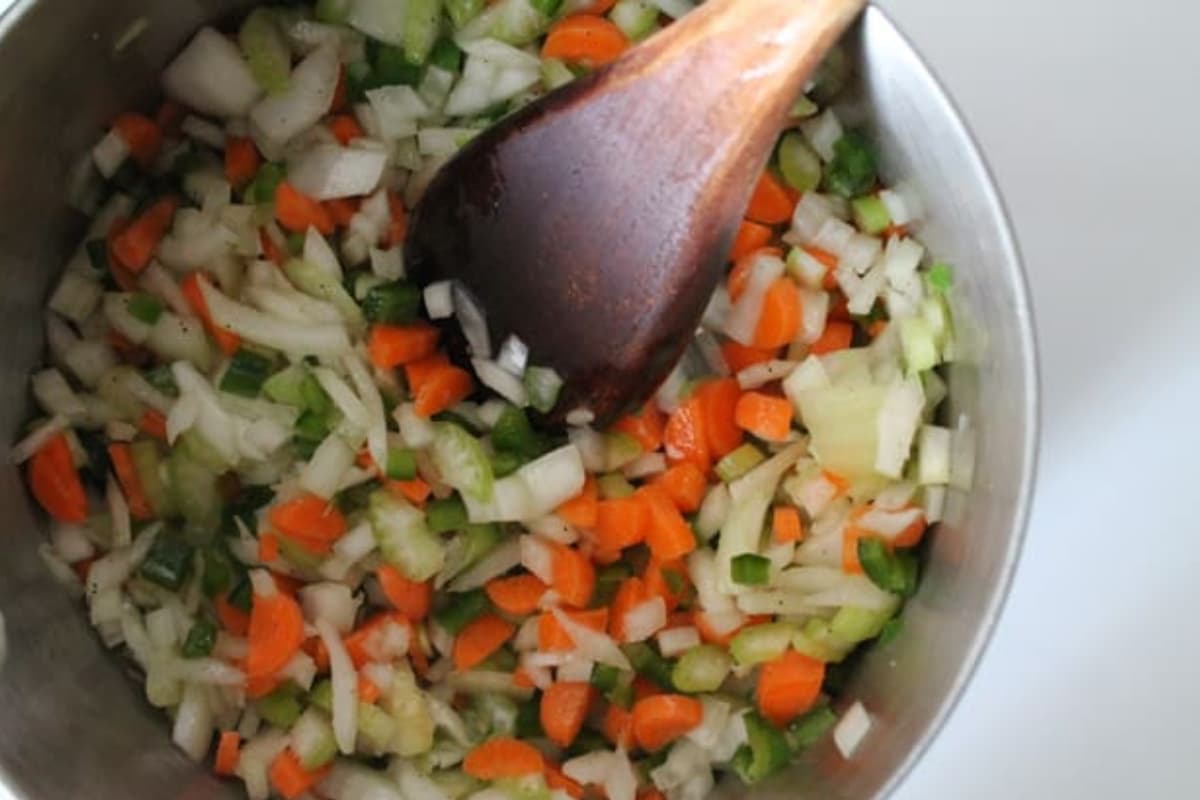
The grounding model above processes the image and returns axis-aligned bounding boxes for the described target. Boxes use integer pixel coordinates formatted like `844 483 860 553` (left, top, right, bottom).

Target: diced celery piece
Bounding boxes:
369 490 445 581
540 58 575 91
284 259 363 326
309 679 334 712
604 431 642 471
925 262 953 293
597 472 635 499
446 0 486 27
457 0 548 46
263 364 308 407
851 194 891 235
785 703 837 752
383 663 435 755
729 622 794 666
431 422 494 502
524 366 563 413
609 0 659 40
672 644 732 693
239 9 291 95
405 0 444 64
788 95 819 119
777 131 822 192
790 618 851 663
898 316 939 374
315 0 352 23
715 443 765 483
258 683 304 728
291 707 337 769
829 603 898 643
130 440 173 517
357 701 397 753
167 446 221 534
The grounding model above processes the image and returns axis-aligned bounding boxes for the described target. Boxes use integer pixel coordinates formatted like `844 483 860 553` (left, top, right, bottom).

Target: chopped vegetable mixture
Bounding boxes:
17 1 964 799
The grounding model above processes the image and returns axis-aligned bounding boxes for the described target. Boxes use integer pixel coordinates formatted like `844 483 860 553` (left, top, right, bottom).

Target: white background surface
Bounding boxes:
0 0 1195 798
876 1 1200 798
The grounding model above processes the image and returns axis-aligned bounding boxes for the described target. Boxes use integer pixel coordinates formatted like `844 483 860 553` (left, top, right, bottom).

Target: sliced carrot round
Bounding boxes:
542 15 630 66
453 614 516 671
485 573 548 616
540 682 594 748
752 277 802 349
463 737 545 779
693 378 743 459
757 649 825 726
745 171 796 225
245 590 304 680
631 694 704 751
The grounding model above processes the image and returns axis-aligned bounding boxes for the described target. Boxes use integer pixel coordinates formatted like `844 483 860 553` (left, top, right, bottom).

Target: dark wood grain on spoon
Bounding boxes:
406 0 866 428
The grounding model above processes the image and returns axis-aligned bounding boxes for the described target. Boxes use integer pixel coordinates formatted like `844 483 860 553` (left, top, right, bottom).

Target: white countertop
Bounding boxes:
879 0 1200 797
1 0 1193 797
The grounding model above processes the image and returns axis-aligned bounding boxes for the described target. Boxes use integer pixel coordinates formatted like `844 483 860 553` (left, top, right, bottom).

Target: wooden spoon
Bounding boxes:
405 0 866 428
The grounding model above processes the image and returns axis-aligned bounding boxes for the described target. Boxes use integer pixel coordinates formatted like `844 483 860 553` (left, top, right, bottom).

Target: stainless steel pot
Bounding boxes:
0 2 1037 798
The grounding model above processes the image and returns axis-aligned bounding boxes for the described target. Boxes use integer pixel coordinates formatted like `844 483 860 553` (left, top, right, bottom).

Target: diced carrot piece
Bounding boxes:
274 182 334 235
386 191 408 248
612 403 665 453
324 196 359 228
376 565 432 620
593 495 649 551
113 112 162 169
404 352 451 396
268 493 347 555
745 171 796 225
727 246 784 302
329 114 365 146
550 542 596 608
752 278 802 350
106 442 153 519
663 395 710 472
139 409 168 441
368 323 440 369
453 614 516 671
215 594 250 637
269 748 331 800
693 378 744 458
556 475 599 528
730 219 773 262
112 197 178 273
545 762 585 799
810 320 854 355
224 136 261 189
463 737 545 780
154 101 185 134
772 506 804 544
541 15 629 66
538 608 609 652
414 365 473 418
721 340 776 374
485 573 548 616
245 590 305 681
540 682 594 748
609 577 649 642
651 463 707 513
343 612 411 668
213 731 240 776
181 272 241 355
631 694 704 751
733 391 794 442
603 703 635 749
258 532 280 563
637 484 697 562
27 434 87 523
757 650 825 726
386 477 432 506
358 673 381 704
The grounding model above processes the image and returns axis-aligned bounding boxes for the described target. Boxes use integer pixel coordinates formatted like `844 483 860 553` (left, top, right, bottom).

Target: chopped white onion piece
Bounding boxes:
551 607 631 670
423 281 454 319
92 129 130 179
300 583 362 635
736 360 797 390
723 253 784 345
495 335 529 377
801 109 843 162
452 283 491 357
288 144 388 201
162 27 262 118
834 701 872 758
621 597 667 643
250 44 339 147
472 358 529 407
316 617 358 755
655 625 700 658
